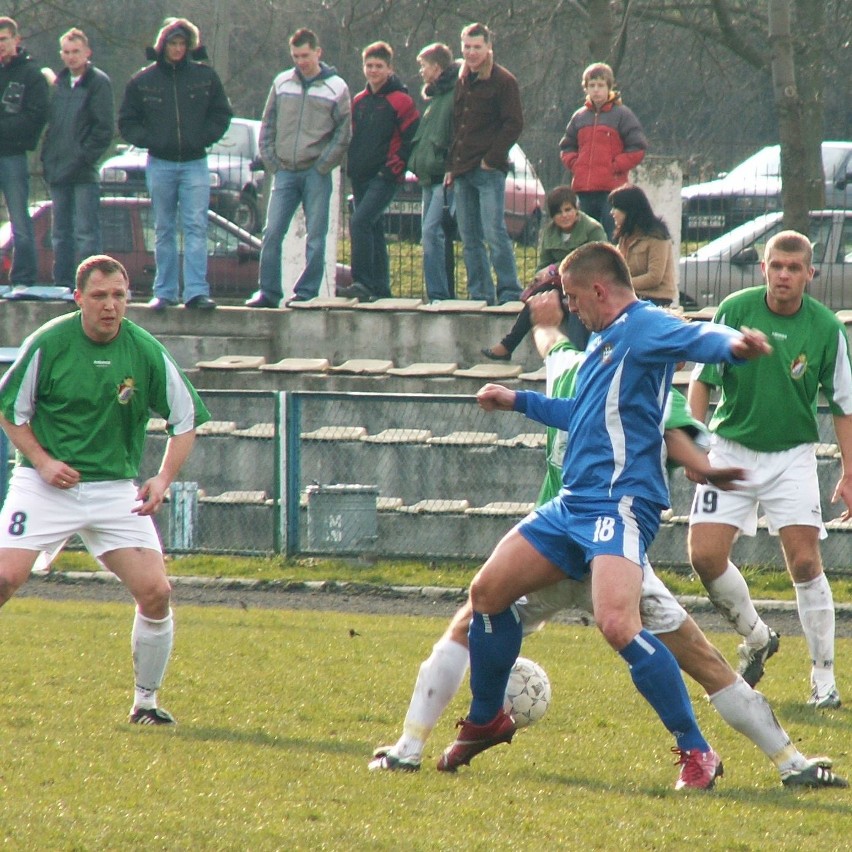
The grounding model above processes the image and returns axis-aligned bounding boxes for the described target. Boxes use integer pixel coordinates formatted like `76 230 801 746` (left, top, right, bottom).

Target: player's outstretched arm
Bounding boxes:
477 384 517 412
731 326 773 360
664 428 747 491
134 430 196 516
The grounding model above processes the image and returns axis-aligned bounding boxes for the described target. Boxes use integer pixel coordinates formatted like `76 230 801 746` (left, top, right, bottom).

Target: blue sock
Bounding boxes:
467 606 523 724
619 630 709 752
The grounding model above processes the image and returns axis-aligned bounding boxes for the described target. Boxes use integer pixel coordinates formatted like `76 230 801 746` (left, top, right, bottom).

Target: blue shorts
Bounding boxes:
517 495 663 581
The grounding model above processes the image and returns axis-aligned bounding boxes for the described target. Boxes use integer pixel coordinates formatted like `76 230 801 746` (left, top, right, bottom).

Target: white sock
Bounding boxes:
794 574 836 692
392 638 469 761
706 562 769 645
131 608 174 709
709 676 806 774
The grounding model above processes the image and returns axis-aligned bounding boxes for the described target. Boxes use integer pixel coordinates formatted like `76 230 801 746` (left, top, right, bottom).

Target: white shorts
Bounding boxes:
0 467 162 558
516 561 687 636
689 436 826 539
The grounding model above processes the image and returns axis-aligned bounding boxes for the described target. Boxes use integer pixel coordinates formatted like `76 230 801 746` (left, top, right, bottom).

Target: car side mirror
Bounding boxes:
250 157 265 173
834 171 851 190
732 247 759 265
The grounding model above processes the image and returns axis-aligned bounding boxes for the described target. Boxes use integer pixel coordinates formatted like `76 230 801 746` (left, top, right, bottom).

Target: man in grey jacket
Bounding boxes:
41 28 113 289
245 28 351 308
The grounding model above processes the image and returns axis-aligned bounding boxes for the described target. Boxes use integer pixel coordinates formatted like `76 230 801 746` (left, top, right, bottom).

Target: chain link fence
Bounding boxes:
116 390 852 574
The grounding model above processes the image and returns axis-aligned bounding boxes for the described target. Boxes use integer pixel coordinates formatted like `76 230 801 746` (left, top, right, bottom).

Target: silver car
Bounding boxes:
679 210 852 310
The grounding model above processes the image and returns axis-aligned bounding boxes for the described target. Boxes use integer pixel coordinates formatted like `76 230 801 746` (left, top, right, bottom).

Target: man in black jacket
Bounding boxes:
41 28 113 290
119 17 232 310
0 17 48 289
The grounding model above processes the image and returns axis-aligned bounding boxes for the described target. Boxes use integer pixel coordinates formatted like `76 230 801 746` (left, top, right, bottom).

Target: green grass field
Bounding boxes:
1 597 848 850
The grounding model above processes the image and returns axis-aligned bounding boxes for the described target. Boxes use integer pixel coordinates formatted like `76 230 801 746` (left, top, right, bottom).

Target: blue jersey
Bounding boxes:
514 301 742 507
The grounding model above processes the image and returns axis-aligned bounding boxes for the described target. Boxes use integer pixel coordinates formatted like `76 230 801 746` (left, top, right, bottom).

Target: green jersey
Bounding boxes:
696 287 852 452
538 340 707 504
0 313 210 481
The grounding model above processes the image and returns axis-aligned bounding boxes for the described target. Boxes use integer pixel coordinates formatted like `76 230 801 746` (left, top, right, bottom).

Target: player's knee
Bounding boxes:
787 555 821 583
0 573 23 605
134 576 172 618
595 611 635 650
469 575 504 615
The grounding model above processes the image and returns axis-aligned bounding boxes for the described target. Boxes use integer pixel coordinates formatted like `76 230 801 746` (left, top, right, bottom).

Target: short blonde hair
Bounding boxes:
764 230 813 266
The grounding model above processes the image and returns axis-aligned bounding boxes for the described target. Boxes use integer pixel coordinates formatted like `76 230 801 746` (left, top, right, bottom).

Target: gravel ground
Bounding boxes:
15 571 852 637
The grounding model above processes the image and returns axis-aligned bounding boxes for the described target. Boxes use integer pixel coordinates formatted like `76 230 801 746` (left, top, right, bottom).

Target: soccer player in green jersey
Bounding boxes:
0 254 210 725
369 291 846 789
688 230 852 708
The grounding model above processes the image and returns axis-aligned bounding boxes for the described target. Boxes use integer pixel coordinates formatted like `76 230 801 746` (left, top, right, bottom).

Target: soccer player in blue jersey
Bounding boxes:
438 242 772 788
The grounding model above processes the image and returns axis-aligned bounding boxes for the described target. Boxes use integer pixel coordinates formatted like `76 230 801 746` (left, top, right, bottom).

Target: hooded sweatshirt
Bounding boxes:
118 17 232 162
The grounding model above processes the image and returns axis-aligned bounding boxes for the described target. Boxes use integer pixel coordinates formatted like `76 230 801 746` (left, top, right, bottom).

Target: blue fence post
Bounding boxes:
169 481 198 550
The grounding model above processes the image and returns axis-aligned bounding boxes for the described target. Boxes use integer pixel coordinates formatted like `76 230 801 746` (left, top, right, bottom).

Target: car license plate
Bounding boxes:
387 200 421 216
687 214 726 228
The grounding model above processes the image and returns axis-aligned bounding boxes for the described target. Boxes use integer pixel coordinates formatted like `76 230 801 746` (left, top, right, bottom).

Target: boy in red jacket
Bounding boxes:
558 62 646 239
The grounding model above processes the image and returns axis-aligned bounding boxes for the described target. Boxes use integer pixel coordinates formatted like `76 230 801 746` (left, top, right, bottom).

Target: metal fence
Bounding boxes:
115 389 852 572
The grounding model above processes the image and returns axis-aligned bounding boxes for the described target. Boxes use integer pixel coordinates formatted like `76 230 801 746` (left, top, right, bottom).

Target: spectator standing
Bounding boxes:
446 23 522 305
688 230 852 709
609 184 676 306
0 17 48 289
481 186 603 360
559 62 646 239
119 17 232 311
407 43 458 303
338 41 419 302
41 28 113 290
245 28 351 309
0 254 210 725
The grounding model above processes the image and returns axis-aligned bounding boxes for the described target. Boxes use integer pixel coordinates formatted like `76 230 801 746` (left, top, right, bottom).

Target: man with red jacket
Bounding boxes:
339 41 419 302
558 62 646 239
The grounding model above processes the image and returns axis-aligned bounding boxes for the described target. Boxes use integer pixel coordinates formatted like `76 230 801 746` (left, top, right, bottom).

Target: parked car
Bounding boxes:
380 143 546 245
0 197 351 301
99 117 266 233
682 142 852 240
678 209 852 310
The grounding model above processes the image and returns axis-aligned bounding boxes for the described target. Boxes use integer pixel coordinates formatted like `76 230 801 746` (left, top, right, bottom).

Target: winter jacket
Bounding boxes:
41 63 114 185
407 63 458 186
619 232 676 303
118 35 232 162
447 55 522 177
347 74 419 184
259 62 350 175
0 47 48 156
537 211 607 270
559 94 646 192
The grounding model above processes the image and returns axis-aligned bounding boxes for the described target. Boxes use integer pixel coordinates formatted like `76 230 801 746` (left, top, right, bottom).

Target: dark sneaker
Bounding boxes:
368 746 420 772
129 706 176 726
807 685 842 709
737 629 780 687
781 757 848 789
184 295 217 310
673 747 724 790
436 710 516 772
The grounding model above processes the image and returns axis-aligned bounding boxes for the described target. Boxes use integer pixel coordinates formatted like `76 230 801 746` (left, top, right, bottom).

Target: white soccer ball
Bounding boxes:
503 656 551 728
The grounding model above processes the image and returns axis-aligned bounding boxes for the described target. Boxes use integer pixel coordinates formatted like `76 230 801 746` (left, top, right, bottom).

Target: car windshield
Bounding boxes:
724 146 780 182
823 144 852 179
209 122 253 158
689 213 783 258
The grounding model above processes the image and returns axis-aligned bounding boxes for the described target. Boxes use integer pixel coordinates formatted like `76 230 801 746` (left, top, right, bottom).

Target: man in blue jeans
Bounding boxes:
245 28 350 309
0 17 48 290
119 18 232 311
41 28 113 290
445 23 522 305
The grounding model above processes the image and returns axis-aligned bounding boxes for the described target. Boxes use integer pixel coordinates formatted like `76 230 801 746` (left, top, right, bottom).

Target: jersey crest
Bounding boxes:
117 377 137 404
790 354 807 380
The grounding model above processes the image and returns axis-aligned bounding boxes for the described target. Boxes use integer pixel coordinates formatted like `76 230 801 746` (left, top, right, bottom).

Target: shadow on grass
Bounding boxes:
169 724 367 756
